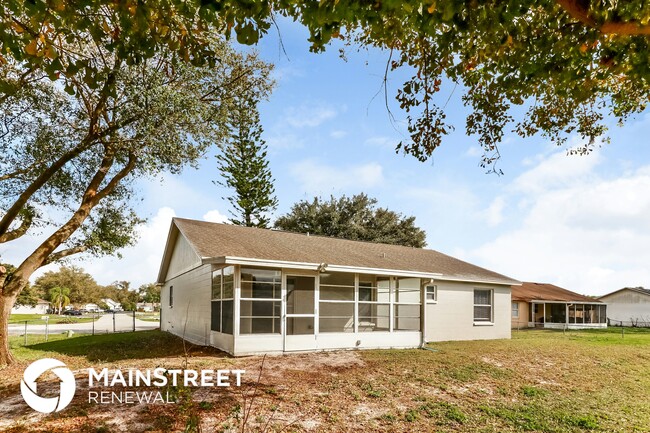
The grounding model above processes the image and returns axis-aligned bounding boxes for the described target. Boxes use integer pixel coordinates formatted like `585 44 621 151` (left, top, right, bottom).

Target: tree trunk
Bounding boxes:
0 291 18 366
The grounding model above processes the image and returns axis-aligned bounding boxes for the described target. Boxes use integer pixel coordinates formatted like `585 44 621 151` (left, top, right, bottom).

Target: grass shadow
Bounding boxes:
24 330 230 362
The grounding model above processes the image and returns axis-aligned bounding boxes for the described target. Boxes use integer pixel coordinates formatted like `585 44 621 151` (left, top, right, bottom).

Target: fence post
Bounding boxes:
24 321 27 345
132 310 135 332
45 319 48 342
92 312 95 336
113 311 116 333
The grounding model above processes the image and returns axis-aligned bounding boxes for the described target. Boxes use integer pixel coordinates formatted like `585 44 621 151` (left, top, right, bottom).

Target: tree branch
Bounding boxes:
556 0 650 36
0 211 34 244
44 245 88 265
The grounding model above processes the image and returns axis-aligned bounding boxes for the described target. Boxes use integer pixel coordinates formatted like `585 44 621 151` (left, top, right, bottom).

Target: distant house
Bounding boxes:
102 298 123 311
157 218 520 356
598 287 650 327
511 282 606 329
11 299 50 315
136 302 158 312
83 303 101 312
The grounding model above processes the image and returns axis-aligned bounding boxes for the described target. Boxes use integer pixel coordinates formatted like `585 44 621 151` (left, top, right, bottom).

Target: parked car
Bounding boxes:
63 310 82 316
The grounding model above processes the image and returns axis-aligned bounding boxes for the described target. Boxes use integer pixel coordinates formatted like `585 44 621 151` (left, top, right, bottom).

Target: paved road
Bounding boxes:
8 313 159 335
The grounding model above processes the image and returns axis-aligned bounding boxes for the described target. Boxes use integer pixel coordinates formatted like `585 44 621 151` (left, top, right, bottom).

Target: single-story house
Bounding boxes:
11 299 50 315
598 287 650 327
157 218 520 356
511 282 606 329
83 303 101 312
136 302 159 312
102 298 123 311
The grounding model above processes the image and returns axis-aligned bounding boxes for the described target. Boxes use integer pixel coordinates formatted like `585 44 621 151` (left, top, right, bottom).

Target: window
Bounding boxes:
512 302 519 318
169 286 173 308
425 285 437 302
473 289 493 322
394 278 421 331
211 266 234 334
319 272 355 333
240 267 281 334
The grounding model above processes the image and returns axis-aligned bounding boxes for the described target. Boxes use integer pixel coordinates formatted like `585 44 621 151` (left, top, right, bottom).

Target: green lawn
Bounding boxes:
8 313 98 324
2 328 649 432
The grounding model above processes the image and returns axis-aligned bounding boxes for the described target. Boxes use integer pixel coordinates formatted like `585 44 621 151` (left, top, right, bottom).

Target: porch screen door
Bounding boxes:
284 275 317 351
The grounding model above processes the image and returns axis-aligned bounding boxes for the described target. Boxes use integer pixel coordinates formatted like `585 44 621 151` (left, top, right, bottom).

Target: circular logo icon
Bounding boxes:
20 358 76 413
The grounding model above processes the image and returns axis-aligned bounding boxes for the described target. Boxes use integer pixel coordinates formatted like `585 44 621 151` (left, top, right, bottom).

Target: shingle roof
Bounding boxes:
169 218 519 285
512 282 600 303
598 287 650 299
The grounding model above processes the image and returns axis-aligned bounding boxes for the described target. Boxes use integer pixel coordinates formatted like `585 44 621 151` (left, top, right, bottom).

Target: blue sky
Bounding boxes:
6 18 650 296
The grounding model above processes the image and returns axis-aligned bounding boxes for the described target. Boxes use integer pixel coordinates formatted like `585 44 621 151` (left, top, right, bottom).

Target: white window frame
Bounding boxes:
425 284 437 303
512 301 519 318
473 288 493 325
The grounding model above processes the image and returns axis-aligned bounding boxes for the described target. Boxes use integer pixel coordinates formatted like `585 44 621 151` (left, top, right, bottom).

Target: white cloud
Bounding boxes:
80 207 177 287
203 209 229 224
330 130 347 139
484 196 505 227
289 159 384 194
284 103 337 128
364 136 397 149
468 151 650 296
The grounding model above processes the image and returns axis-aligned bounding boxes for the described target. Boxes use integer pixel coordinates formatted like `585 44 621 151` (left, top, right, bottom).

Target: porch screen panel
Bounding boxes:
394 277 421 331
211 266 234 333
319 272 355 332
358 276 390 332
240 268 281 335
547 303 566 324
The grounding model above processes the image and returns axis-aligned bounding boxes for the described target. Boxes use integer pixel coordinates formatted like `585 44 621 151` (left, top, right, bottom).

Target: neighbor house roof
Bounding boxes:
157 218 520 286
512 282 599 303
598 287 650 300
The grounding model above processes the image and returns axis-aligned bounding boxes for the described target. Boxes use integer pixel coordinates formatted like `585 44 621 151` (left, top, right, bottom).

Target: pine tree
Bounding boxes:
217 99 278 228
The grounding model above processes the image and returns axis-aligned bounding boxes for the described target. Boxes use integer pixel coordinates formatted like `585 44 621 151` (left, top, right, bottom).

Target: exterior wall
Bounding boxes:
167 232 201 279
511 301 529 329
161 264 231 348
600 290 650 326
425 282 511 342
11 303 49 315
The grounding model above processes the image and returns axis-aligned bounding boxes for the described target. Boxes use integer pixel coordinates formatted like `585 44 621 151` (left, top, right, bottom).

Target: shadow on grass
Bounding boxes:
25 330 229 362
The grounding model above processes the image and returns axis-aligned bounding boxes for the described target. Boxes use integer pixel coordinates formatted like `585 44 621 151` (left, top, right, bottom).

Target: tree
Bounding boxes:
2 2 650 172
2 263 39 307
34 266 101 305
138 283 161 304
48 287 71 315
274 193 427 248
0 34 272 365
217 98 278 227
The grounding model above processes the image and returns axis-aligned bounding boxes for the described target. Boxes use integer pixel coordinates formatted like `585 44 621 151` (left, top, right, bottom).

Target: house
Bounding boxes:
136 302 158 312
83 303 101 312
157 218 520 356
102 298 123 311
511 282 606 329
11 299 50 315
598 287 650 327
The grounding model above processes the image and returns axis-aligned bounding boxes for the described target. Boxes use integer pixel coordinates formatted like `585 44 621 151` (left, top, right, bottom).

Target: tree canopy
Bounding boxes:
217 97 278 228
274 193 427 248
2 1 649 171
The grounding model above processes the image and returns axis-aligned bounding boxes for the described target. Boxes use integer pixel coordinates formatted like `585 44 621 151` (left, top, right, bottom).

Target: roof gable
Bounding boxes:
598 287 650 300
157 218 519 285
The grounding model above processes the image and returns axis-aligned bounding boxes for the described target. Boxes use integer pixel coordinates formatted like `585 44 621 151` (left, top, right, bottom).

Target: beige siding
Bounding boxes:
425 281 511 342
161 264 213 346
166 233 201 280
600 290 650 325
511 301 529 329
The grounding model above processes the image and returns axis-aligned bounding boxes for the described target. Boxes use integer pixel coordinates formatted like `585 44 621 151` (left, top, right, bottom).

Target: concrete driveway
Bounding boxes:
8 313 159 335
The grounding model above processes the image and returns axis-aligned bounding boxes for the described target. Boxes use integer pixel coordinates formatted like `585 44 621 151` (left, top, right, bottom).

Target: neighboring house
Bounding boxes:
136 302 158 312
157 218 520 356
83 303 101 312
11 299 50 315
102 298 123 311
511 282 606 329
598 287 650 327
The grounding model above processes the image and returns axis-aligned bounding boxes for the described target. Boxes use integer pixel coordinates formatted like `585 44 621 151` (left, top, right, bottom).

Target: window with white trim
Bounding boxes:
512 302 519 318
473 289 493 322
425 285 437 302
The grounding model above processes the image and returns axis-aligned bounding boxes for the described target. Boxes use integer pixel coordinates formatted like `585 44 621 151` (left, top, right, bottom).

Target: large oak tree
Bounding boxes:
0 32 272 365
